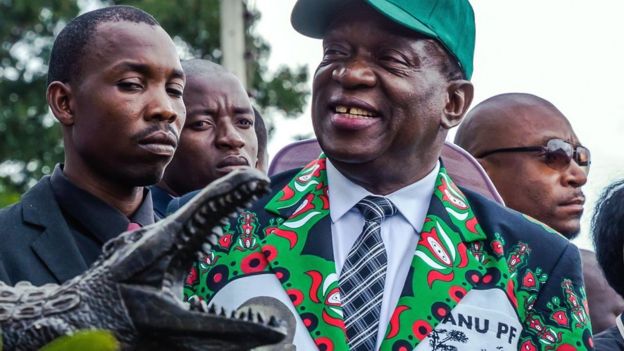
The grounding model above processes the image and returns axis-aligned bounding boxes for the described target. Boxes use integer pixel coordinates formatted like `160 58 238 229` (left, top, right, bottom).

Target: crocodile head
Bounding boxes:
92 167 282 350
0 168 284 351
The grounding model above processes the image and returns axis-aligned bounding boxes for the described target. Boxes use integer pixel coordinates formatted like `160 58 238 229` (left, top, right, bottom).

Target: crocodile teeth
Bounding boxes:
247 307 254 322
188 296 200 310
269 316 279 327
200 205 210 215
193 213 207 225
208 304 217 315
244 200 253 209
208 201 218 212
220 217 230 226
189 297 212 314
225 194 233 203
234 190 242 200
207 235 219 246
248 181 258 191
238 311 247 320
220 307 227 317
185 223 198 236
212 226 223 236
256 312 264 324
201 243 212 255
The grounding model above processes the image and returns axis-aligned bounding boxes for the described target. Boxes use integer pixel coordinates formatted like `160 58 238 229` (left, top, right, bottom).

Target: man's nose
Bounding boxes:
563 159 588 188
331 59 376 88
215 119 245 149
145 88 179 124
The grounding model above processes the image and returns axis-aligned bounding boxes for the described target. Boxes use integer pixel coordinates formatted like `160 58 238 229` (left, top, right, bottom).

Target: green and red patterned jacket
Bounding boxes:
174 157 594 350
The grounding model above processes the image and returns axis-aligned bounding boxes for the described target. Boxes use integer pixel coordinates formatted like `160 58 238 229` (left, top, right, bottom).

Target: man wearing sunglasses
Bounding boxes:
456 93 588 238
456 92 624 334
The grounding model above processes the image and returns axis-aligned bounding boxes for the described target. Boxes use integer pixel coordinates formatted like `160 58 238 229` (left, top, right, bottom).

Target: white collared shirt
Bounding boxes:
326 159 440 350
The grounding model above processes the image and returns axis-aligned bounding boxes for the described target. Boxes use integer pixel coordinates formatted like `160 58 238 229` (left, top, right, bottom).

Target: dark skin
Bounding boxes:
160 69 257 196
46 21 186 216
312 3 473 195
455 94 587 237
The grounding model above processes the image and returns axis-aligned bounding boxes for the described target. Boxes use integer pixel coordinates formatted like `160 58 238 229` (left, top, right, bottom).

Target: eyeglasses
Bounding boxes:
476 138 591 175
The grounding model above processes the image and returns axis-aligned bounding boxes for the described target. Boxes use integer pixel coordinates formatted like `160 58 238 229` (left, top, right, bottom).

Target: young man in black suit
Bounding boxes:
0 6 186 285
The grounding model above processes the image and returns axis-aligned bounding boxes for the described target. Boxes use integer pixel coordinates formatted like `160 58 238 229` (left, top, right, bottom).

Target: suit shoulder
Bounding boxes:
0 178 54 247
0 201 24 226
462 187 571 258
248 168 301 212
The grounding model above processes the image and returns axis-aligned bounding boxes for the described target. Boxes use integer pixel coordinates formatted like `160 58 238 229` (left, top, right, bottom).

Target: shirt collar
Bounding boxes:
50 164 156 244
326 160 439 232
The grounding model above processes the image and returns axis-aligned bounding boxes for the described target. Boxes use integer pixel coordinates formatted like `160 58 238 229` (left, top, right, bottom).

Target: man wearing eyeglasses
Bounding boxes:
455 92 624 334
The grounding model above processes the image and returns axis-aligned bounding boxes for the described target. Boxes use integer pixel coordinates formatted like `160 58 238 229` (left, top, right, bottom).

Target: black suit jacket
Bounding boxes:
0 177 89 285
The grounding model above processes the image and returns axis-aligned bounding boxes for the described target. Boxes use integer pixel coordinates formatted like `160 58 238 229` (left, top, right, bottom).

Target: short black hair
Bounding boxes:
592 179 624 297
47 5 159 86
253 106 268 159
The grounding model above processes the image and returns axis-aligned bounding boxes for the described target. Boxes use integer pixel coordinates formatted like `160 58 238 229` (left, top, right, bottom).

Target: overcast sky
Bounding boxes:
252 0 624 250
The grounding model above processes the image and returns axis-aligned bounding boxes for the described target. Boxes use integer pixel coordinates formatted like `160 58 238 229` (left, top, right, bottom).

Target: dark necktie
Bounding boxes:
340 195 397 351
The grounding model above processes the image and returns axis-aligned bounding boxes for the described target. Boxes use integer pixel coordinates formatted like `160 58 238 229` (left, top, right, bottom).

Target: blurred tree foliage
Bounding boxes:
0 0 309 207
0 1 79 206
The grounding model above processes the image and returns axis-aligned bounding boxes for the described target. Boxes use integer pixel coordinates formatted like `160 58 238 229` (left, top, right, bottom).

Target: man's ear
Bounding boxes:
46 81 75 126
442 80 474 129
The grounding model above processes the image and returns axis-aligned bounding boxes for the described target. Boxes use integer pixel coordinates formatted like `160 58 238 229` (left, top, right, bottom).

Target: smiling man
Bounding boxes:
151 60 257 216
0 6 186 285
173 1 593 349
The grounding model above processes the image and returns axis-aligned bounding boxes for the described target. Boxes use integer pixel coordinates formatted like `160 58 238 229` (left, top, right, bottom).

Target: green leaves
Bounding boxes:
39 330 119 351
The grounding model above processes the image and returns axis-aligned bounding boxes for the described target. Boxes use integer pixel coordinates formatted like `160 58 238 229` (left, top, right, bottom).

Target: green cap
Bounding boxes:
291 0 476 80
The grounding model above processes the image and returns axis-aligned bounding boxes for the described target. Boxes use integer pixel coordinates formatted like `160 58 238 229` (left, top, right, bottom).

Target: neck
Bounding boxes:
63 163 145 217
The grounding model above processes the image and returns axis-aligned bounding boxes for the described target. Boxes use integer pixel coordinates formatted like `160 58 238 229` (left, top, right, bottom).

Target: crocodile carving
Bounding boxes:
0 168 284 350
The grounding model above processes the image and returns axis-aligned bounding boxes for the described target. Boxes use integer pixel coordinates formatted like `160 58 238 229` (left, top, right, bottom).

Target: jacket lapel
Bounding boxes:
23 178 89 283
262 160 490 350
263 157 349 350
381 166 488 350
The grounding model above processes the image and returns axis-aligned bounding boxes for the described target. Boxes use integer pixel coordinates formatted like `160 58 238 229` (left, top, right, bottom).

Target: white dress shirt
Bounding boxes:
326 160 440 350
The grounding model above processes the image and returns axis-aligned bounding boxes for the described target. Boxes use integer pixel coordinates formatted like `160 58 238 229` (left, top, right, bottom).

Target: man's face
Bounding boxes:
480 108 587 238
311 3 451 186
162 72 258 195
69 21 185 186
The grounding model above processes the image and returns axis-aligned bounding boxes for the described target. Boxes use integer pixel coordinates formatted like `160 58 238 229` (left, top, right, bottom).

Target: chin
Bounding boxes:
558 223 581 240
319 140 378 165
124 166 165 187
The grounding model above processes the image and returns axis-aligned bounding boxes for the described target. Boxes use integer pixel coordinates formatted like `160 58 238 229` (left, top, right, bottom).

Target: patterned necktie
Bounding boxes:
340 195 398 351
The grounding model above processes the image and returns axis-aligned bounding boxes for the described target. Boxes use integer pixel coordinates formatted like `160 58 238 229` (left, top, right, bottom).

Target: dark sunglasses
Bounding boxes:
476 138 591 175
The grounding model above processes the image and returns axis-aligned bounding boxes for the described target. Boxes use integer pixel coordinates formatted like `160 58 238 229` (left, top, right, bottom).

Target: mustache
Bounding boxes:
133 124 179 144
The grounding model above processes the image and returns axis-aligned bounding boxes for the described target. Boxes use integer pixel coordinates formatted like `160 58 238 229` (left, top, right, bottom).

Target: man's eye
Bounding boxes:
117 81 143 91
237 118 254 128
167 87 183 98
190 120 214 130
381 56 407 65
